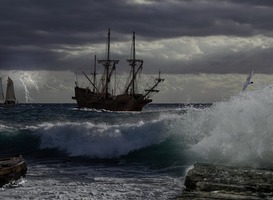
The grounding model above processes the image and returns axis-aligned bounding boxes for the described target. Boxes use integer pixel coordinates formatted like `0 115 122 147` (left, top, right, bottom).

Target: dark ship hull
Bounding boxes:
73 86 152 111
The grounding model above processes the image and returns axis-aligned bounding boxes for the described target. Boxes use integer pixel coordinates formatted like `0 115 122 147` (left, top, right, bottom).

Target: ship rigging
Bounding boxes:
72 29 164 111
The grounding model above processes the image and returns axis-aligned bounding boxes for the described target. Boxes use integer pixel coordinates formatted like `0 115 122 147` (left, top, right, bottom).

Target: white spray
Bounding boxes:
180 85 273 168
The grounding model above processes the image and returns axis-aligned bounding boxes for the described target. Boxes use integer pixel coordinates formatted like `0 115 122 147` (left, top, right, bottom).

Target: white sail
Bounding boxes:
0 78 4 103
5 77 16 102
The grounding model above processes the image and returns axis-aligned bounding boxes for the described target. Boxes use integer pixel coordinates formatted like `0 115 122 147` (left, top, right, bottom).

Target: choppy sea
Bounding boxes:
1 86 273 199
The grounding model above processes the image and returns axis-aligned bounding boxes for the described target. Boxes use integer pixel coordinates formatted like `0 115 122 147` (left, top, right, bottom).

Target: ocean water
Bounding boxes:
1 86 273 199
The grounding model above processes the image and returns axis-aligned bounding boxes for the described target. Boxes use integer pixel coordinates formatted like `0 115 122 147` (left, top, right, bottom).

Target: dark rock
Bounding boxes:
177 163 273 199
0 155 27 187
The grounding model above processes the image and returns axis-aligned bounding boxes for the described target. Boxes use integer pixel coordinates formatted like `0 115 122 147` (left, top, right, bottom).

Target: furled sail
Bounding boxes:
0 78 4 103
5 77 16 103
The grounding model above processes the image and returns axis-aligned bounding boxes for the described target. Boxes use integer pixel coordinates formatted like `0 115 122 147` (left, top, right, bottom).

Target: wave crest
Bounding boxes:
35 116 174 158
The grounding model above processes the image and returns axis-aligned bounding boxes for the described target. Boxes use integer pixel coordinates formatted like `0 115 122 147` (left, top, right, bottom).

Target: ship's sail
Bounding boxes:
5 77 16 103
0 78 4 103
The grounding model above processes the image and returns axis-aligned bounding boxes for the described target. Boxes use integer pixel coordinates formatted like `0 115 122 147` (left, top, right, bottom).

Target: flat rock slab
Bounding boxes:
177 163 273 199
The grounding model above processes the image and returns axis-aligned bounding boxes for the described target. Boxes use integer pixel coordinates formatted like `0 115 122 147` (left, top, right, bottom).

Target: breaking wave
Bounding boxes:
36 119 172 158
182 85 273 168
2 86 273 169
0 113 184 163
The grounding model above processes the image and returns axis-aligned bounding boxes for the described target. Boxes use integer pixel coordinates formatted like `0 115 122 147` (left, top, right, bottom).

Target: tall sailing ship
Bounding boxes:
72 29 164 111
0 77 17 106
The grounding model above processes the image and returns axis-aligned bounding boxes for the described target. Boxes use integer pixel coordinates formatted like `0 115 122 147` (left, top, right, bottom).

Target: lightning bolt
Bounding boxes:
19 72 39 103
20 74 32 103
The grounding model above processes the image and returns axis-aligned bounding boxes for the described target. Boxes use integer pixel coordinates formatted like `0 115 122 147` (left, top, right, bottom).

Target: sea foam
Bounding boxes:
183 85 273 168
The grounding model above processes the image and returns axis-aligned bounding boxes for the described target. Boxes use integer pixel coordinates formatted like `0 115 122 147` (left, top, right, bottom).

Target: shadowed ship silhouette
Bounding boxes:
72 29 164 111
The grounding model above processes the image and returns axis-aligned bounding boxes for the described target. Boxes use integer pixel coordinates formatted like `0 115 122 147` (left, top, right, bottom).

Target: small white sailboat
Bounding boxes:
0 78 4 104
0 77 17 107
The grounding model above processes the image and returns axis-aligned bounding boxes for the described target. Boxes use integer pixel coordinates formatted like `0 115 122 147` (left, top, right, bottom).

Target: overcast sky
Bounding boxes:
1 0 273 103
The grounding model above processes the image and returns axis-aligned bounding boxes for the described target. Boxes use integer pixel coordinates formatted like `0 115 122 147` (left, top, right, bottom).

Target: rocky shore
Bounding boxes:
177 163 273 199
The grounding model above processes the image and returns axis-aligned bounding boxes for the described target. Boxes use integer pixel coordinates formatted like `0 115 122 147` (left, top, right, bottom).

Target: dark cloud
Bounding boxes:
1 0 273 73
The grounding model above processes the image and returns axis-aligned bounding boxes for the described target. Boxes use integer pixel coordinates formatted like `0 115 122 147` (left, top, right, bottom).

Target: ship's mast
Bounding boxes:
81 54 99 93
144 70 164 98
92 55 97 92
97 28 119 99
124 32 143 95
132 32 136 95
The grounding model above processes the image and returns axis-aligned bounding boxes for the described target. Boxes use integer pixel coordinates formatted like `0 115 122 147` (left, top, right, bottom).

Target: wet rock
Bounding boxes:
0 155 27 187
177 163 273 199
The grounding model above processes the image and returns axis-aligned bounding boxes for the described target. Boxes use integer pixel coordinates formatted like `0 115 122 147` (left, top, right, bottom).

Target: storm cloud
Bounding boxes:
1 0 273 74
